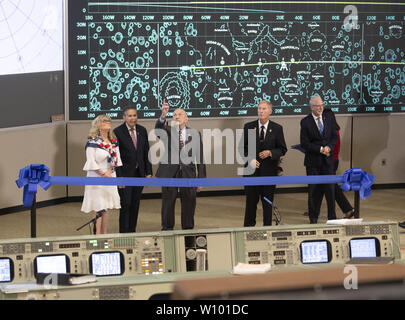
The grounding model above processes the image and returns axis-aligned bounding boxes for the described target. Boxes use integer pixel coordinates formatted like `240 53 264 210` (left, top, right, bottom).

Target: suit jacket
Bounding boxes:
243 119 287 177
114 123 153 178
300 112 337 168
155 119 206 179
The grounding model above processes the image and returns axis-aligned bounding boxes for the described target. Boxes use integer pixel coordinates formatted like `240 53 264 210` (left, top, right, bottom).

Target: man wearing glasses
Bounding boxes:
300 96 337 224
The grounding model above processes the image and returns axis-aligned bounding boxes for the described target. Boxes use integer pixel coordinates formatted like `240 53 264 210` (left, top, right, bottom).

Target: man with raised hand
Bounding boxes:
155 100 206 231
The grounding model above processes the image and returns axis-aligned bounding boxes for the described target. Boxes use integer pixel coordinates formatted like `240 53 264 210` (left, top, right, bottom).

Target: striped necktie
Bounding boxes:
317 117 324 135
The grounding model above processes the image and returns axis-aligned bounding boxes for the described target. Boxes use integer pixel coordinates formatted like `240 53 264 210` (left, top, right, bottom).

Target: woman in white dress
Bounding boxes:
81 115 122 234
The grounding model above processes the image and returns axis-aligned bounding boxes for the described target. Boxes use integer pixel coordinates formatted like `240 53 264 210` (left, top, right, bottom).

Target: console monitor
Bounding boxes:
300 240 332 264
349 237 381 258
89 251 125 276
34 254 70 277
0 258 14 283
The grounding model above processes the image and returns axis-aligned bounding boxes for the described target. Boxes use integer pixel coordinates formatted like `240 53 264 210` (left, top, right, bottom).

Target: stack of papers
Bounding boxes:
326 218 363 225
233 262 271 275
36 273 97 286
69 275 96 285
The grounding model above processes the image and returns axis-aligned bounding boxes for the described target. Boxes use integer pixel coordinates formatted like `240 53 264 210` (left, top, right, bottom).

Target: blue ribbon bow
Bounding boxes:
340 168 375 200
15 164 52 207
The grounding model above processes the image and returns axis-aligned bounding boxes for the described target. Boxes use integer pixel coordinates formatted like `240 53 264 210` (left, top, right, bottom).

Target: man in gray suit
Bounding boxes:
155 100 206 230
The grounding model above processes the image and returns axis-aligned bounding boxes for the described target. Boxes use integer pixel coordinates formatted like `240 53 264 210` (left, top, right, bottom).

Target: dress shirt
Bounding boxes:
158 117 187 147
311 113 324 132
179 127 186 145
126 123 137 139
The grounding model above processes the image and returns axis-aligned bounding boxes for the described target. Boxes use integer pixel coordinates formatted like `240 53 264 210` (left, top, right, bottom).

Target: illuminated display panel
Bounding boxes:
349 237 381 258
0 0 64 76
89 251 125 276
68 1 405 120
34 254 70 277
0 258 14 283
300 240 331 264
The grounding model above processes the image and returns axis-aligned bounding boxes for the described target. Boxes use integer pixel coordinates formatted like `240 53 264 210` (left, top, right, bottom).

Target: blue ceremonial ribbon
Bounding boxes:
49 175 344 187
340 168 375 200
15 164 52 207
16 165 375 206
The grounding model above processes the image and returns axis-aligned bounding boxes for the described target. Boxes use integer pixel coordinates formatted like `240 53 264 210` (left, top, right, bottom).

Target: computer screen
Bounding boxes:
68 1 405 120
300 240 331 264
349 238 380 258
89 251 124 276
0 258 14 283
0 0 64 76
34 254 70 276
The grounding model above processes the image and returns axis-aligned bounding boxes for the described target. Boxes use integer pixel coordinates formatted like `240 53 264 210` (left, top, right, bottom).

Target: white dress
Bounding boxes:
81 144 123 213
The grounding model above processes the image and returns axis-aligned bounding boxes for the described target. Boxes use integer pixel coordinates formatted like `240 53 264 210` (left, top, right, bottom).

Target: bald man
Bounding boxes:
155 101 206 230
300 96 337 224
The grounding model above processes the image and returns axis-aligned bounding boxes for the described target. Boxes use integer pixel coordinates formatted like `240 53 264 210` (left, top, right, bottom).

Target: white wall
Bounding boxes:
352 114 405 183
0 123 66 208
1 113 404 210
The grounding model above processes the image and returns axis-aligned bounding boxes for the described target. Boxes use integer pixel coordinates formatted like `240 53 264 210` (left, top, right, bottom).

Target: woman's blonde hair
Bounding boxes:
88 115 117 140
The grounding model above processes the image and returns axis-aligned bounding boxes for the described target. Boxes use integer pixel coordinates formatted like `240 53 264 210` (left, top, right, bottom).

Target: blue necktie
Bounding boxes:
317 117 324 135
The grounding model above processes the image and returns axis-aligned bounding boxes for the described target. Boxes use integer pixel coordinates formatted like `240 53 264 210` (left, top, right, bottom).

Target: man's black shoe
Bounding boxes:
344 209 355 219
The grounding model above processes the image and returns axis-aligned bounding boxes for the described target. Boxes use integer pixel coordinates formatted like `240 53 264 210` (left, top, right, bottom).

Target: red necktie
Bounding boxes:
130 128 137 149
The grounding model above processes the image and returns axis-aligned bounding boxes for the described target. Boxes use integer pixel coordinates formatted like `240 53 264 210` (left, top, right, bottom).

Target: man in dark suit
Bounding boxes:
114 106 152 233
300 96 337 224
243 100 287 227
155 100 206 231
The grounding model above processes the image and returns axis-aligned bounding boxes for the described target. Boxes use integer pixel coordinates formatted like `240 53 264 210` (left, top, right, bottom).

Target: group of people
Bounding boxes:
81 107 152 234
80 96 356 234
81 103 206 234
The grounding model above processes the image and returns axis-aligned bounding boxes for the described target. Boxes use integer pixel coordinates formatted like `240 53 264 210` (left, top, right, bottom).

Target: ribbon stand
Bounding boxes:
354 190 360 219
31 194 37 238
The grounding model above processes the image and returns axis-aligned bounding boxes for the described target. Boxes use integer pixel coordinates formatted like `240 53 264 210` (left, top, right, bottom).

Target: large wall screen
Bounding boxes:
0 0 64 128
68 0 405 120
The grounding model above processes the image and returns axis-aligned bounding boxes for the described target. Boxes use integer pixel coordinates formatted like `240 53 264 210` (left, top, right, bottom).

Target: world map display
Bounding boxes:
68 1 405 119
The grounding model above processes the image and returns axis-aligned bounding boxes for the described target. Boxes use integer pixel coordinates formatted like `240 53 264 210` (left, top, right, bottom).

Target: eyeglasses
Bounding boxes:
311 104 324 108
102 119 111 123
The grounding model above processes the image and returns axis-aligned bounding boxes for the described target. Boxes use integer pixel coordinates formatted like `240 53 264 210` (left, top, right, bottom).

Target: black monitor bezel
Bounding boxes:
349 237 381 258
89 251 125 277
33 254 71 278
0 257 14 283
300 239 332 264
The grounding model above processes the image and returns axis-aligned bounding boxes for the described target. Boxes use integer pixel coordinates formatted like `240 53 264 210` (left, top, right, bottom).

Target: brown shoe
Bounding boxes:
344 209 355 219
